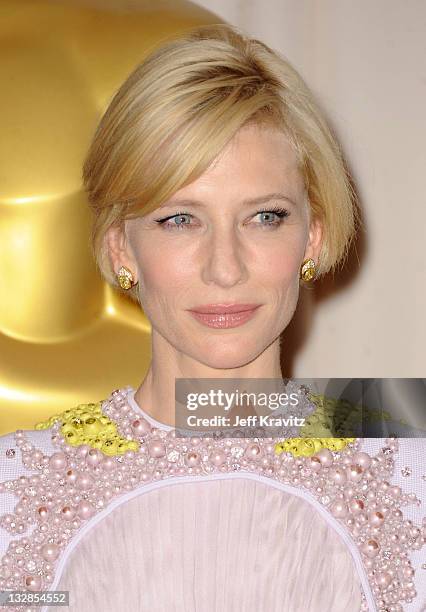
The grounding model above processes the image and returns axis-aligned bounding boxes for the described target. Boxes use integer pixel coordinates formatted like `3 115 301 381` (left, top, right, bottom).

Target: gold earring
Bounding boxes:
300 258 316 282
117 265 136 290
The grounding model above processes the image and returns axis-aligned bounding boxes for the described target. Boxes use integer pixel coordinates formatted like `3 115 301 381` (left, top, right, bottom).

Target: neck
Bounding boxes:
133 334 283 428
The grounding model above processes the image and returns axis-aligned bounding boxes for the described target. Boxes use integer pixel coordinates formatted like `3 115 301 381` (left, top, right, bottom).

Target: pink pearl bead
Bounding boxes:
209 450 226 466
37 506 49 521
41 543 59 562
77 499 95 520
77 444 90 458
330 500 348 518
86 449 102 466
244 443 261 459
347 464 364 482
0 566 11 579
349 499 365 515
344 486 356 499
403 566 415 578
369 510 385 526
148 439 166 458
101 457 116 471
353 452 372 469
185 452 200 467
376 571 392 588
316 449 333 467
330 467 347 484
131 418 151 436
362 539 380 558
61 506 75 521
49 452 68 471
25 574 41 591
309 456 322 471
76 474 94 491
65 469 77 484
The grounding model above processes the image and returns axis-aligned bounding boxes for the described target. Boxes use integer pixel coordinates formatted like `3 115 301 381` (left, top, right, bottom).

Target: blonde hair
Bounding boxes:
83 23 359 303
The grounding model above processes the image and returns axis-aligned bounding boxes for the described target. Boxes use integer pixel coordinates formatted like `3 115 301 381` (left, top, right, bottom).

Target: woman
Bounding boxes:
0 24 424 612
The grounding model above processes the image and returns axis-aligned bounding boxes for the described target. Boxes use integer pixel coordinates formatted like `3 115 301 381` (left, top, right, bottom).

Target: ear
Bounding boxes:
303 216 323 263
104 222 138 278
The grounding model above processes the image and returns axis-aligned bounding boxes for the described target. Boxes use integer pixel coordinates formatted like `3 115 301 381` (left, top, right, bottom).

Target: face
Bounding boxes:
106 124 322 370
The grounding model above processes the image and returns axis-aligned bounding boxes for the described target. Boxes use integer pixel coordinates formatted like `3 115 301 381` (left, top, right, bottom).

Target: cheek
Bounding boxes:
257 240 304 286
135 247 191 297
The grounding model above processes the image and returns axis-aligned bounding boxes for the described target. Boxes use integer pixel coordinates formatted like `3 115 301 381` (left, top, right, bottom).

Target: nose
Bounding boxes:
201 224 249 288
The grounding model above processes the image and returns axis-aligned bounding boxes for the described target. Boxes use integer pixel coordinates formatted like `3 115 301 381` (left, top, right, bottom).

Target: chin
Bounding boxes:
194 342 262 370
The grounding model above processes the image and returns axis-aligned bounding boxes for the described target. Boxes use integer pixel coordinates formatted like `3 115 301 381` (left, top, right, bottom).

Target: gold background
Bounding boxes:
0 0 222 435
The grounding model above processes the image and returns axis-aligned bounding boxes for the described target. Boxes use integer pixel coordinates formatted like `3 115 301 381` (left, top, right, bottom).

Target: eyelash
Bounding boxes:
154 206 290 230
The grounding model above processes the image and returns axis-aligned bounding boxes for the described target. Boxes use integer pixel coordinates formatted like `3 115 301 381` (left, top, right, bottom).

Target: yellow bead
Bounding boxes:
274 436 355 457
33 400 140 457
274 392 357 457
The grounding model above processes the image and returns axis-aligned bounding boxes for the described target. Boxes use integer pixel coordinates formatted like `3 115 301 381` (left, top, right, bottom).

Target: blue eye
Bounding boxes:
255 208 290 226
155 206 290 230
155 212 194 230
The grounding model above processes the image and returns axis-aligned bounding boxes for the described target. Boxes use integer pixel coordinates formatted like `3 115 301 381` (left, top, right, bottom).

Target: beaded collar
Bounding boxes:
0 386 424 612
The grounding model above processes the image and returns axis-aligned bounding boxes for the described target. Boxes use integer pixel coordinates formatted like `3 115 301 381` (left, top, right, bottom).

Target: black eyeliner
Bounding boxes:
155 206 290 224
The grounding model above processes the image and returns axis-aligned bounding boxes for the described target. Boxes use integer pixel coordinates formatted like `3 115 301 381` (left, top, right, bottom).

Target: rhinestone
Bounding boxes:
167 451 179 463
230 446 244 458
401 466 412 477
5 448 16 458
382 447 392 455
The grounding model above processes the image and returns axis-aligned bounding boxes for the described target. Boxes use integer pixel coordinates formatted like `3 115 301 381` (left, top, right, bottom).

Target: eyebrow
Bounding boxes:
161 192 298 209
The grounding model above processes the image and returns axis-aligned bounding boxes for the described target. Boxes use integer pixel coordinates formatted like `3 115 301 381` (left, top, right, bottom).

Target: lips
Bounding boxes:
188 307 260 329
188 304 261 314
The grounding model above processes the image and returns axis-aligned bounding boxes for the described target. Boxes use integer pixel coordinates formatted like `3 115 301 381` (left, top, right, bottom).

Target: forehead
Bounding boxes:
166 124 304 206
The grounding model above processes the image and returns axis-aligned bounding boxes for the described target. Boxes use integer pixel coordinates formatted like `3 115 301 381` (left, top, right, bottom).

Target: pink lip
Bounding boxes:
188 306 261 329
188 303 261 314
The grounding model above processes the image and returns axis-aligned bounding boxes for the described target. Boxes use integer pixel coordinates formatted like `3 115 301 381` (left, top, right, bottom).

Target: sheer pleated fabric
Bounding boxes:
52 477 362 612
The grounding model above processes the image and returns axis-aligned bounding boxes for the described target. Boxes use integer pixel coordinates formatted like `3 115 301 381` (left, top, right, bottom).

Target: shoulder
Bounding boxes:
0 427 56 478
0 426 56 559
0 398 111 557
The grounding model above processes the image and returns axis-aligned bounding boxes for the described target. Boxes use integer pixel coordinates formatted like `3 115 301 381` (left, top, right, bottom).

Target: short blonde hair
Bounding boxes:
83 23 359 303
